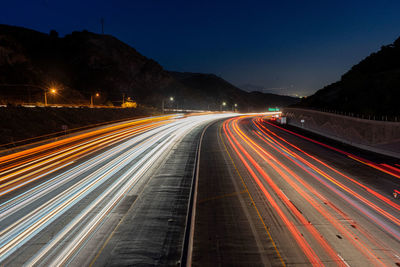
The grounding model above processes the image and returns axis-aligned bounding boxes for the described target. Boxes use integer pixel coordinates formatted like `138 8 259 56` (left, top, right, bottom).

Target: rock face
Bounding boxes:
297 37 400 116
0 24 298 110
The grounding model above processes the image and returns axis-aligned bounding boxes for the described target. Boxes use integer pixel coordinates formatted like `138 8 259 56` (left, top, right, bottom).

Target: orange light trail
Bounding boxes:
0 113 237 264
0 121 169 196
0 116 174 168
0 116 175 196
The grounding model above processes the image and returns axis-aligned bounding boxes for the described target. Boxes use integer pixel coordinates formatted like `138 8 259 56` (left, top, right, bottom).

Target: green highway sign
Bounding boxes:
268 108 280 112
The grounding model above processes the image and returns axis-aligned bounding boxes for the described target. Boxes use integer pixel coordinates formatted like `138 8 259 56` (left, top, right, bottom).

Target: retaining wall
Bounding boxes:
283 108 400 159
0 106 157 146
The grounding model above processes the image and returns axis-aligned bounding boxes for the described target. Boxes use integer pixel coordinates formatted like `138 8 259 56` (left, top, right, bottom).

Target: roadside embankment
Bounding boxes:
284 107 400 159
0 106 158 147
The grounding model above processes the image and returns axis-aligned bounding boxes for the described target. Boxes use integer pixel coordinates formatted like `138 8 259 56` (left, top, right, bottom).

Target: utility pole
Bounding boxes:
100 17 104 34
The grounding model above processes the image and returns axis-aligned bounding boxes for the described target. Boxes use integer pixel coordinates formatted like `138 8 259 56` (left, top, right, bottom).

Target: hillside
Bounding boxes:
0 24 298 111
170 72 298 111
0 24 182 106
297 37 400 116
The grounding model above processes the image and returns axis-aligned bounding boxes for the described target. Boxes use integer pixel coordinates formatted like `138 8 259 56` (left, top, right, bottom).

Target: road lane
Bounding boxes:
194 115 400 266
0 116 174 196
193 119 285 267
0 113 235 266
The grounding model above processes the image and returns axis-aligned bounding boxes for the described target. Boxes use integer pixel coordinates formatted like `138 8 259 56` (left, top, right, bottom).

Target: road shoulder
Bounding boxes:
192 120 282 266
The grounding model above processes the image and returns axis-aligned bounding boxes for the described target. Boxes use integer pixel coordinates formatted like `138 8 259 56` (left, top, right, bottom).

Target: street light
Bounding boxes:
220 101 226 111
162 96 174 114
91 93 100 108
45 88 57 106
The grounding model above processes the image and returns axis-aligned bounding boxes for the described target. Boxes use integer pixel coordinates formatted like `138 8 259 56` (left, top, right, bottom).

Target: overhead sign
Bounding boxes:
268 108 280 112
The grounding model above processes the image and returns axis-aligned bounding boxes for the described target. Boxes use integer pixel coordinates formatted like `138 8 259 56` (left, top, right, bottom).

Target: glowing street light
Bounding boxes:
220 101 227 111
45 88 57 106
162 96 174 113
91 93 100 108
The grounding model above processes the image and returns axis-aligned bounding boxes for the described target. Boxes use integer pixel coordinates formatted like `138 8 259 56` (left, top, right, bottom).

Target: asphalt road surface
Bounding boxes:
2 113 400 266
193 115 400 266
0 113 234 266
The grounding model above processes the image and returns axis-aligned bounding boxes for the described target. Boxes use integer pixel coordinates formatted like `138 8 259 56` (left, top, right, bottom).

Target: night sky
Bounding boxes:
2 0 400 96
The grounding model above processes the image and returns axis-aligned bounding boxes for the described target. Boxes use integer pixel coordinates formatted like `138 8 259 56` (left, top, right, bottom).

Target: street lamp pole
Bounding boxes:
44 88 57 106
221 101 226 111
0 84 60 106
162 96 174 114
90 93 99 108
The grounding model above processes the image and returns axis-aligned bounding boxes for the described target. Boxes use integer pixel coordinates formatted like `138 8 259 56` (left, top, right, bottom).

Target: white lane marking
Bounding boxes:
0 114 236 264
337 254 350 267
280 189 290 201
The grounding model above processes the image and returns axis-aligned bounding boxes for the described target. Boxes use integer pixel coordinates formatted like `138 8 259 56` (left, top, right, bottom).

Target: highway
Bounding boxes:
193 115 400 266
0 113 234 266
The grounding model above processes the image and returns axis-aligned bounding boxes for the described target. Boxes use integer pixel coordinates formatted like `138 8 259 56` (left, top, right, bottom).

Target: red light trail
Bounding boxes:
221 115 400 266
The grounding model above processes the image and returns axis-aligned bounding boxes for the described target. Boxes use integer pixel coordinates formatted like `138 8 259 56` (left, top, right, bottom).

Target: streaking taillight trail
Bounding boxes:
221 115 400 266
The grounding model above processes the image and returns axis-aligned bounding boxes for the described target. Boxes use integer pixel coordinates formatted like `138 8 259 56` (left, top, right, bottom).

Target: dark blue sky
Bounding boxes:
2 0 400 96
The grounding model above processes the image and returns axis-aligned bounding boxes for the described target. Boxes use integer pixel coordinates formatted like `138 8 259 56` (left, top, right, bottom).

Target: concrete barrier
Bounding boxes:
283 108 400 159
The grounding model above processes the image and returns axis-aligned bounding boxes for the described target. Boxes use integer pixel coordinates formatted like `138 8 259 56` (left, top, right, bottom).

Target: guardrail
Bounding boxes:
283 107 400 159
291 106 399 122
